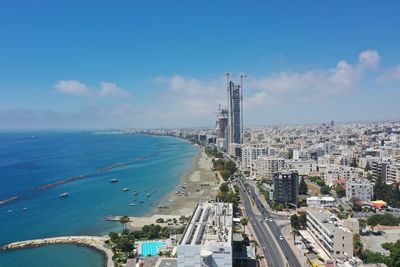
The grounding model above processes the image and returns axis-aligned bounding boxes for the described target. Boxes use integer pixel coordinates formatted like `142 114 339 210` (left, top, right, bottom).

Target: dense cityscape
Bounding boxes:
138 76 400 267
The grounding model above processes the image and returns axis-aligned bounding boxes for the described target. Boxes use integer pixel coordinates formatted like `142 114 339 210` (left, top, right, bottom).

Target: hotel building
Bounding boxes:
177 202 233 267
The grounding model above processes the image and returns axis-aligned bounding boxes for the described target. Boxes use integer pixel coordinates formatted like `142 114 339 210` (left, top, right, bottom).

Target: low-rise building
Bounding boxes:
306 196 335 209
306 209 356 260
177 202 233 267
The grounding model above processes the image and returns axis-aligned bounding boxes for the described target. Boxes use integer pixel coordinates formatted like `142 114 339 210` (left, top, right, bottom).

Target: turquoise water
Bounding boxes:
141 241 166 257
0 132 198 267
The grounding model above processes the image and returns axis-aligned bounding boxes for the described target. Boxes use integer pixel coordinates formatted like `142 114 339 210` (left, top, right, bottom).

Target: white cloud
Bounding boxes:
248 49 380 99
99 82 130 97
358 49 381 70
54 80 92 96
378 65 400 82
55 80 130 97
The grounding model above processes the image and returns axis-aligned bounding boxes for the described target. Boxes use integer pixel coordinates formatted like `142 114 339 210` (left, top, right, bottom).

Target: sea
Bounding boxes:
0 131 198 267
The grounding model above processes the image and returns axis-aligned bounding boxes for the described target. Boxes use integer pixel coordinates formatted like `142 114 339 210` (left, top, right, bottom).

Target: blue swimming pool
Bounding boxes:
141 241 166 256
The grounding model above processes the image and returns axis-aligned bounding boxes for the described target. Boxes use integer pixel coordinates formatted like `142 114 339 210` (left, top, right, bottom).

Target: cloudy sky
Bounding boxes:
1 1 400 129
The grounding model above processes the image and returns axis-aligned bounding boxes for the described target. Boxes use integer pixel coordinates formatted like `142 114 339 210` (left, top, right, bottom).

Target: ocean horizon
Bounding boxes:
0 131 198 267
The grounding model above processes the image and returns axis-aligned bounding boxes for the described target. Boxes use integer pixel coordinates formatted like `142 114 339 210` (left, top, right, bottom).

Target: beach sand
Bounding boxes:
127 146 222 229
145 146 220 218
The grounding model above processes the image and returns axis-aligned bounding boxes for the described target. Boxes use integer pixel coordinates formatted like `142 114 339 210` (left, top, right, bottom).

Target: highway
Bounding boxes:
245 182 302 267
238 178 302 267
238 179 284 267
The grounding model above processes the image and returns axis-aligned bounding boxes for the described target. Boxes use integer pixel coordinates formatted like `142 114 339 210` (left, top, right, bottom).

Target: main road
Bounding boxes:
245 181 302 267
237 177 302 267
237 179 284 267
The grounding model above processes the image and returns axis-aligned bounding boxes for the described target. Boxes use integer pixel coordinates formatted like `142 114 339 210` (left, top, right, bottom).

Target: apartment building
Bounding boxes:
306 210 355 260
345 178 374 202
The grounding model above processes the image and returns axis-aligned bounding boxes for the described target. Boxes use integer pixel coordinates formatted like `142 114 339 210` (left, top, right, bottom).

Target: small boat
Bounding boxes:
123 188 129 192
146 192 151 197
59 192 68 198
7 209 13 213
110 178 118 183
22 207 28 210
132 191 138 195
129 203 137 206
138 200 144 204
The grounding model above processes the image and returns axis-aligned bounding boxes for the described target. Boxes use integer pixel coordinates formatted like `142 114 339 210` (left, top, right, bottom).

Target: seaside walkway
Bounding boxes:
1 236 114 267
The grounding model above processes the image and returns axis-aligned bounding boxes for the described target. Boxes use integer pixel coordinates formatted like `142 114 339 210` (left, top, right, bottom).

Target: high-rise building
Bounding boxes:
345 178 374 202
227 74 243 145
273 171 299 207
216 105 229 139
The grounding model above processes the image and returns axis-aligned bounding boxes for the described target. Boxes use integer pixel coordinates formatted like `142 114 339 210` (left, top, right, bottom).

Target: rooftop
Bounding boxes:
179 202 233 247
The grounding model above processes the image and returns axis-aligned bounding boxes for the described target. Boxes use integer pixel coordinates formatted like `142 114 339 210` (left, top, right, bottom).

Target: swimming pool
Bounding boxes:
141 241 166 256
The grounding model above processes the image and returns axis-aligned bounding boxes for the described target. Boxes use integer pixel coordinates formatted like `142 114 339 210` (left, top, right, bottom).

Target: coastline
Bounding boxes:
146 145 221 217
1 236 114 267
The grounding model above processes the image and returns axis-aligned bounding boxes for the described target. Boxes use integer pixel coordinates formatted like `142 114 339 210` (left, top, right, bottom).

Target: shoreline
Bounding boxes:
130 145 220 227
1 236 114 267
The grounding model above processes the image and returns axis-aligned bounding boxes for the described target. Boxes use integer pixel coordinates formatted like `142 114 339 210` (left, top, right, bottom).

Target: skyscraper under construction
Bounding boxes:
227 74 243 145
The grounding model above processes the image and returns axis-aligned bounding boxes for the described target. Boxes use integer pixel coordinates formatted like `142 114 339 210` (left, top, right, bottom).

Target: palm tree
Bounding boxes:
119 216 130 230
240 217 248 233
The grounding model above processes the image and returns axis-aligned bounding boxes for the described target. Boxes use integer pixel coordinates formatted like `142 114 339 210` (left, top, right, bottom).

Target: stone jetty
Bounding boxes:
1 236 114 267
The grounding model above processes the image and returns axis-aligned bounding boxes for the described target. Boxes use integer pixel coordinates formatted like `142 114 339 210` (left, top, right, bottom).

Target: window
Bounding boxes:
336 251 340 254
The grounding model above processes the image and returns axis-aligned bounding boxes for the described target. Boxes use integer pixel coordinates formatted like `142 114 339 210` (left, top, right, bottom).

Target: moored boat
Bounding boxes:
110 178 118 183
59 192 68 198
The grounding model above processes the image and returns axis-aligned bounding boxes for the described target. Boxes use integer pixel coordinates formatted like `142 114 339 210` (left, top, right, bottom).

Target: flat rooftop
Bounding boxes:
179 202 233 247
307 209 351 234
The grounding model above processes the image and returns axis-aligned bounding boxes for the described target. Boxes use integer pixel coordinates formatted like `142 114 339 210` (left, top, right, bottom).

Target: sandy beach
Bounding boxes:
127 146 221 229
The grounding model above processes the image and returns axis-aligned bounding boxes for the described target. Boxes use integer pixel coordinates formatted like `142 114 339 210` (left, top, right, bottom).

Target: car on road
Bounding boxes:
279 235 284 240
259 219 263 223
269 218 273 222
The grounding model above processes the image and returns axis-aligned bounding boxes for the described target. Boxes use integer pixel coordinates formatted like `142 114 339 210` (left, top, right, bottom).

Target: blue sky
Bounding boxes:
1 1 400 129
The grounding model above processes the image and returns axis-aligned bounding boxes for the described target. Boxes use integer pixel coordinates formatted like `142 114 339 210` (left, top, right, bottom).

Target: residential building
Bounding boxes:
273 171 299 207
306 209 356 260
255 156 285 180
345 178 374 202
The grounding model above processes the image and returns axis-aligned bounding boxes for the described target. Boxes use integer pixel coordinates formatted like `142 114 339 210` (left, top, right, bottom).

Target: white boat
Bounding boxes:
110 178 118 183
129 203 137 206
59 192 68 198
123 188 129 192
146 192 151 197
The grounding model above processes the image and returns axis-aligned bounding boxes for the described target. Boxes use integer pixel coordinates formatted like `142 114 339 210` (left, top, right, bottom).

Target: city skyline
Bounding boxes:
1 1 400 129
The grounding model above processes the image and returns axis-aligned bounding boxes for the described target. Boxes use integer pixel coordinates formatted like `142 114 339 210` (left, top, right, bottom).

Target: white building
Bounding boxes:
286 159 317 175
321 164 358 186
255 156 285 180
241 146 268 173
306 196 335 209
345 178 374 202
306 209 356 260
177 202 233 267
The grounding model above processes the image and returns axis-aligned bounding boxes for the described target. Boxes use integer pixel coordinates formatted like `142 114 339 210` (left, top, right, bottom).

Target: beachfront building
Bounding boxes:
305 209 357 260
177 202 233 267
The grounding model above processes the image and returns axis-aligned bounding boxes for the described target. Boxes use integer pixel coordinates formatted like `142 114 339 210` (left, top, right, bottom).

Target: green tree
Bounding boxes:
240 217 248 232
298 213 307 229
219 183 229 193
290 214 300 230
353 234 363 258
299 177 308 195
362 250 386 264
316 179 326 187
320 185 331 195
119 216 130 230
382 240 400 267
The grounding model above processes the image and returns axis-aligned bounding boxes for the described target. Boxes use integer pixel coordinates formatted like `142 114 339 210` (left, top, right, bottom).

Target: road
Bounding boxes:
239 179 302 267
238 179 284 267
